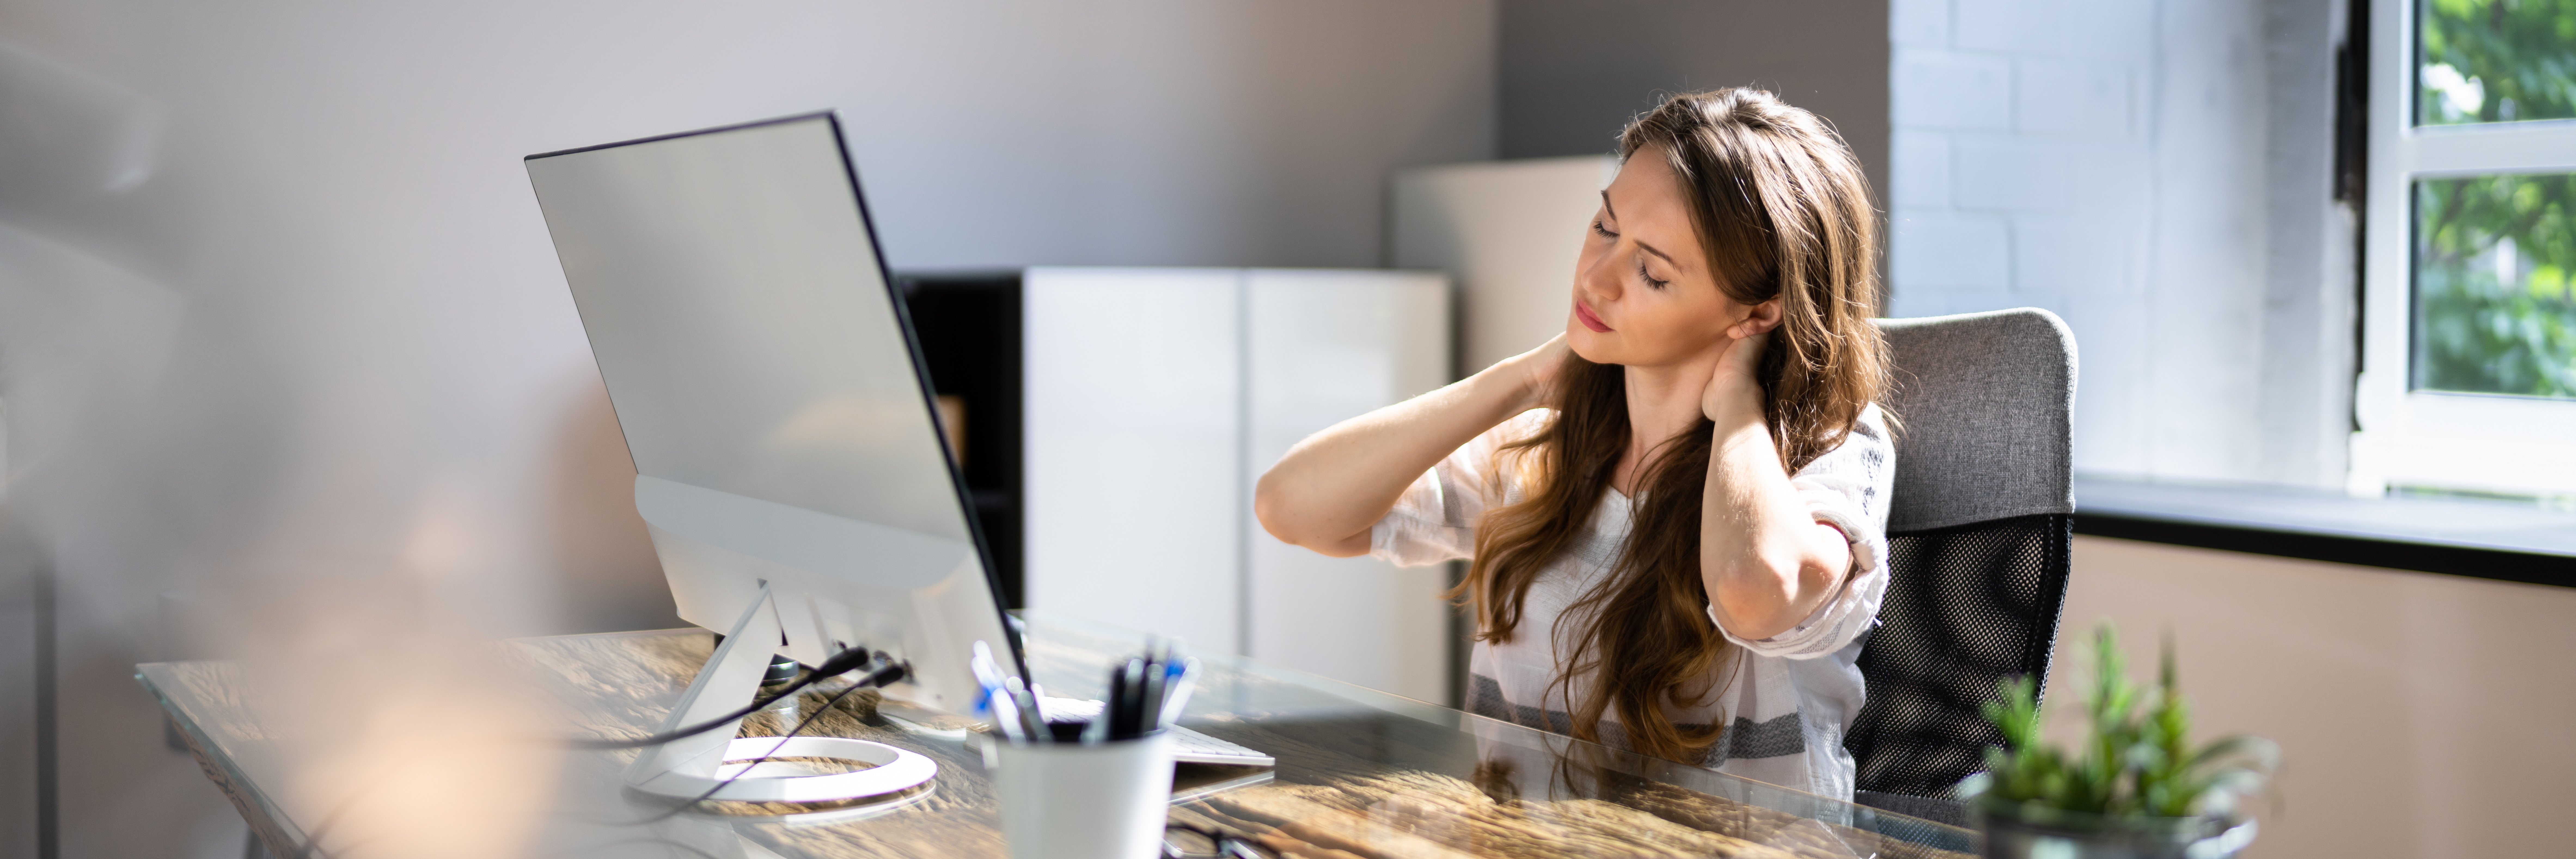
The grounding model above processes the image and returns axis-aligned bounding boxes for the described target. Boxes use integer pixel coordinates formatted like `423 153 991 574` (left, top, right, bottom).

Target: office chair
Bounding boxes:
1845 308 2077 824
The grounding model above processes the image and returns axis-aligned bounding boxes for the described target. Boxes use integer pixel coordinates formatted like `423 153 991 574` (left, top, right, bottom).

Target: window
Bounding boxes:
2355 0 2576 497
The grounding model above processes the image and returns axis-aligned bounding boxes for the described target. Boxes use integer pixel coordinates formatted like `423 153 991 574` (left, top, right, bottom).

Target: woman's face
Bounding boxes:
1566 147 1749 368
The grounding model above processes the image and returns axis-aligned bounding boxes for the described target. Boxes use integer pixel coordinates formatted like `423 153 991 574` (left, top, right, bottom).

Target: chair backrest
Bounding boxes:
1846 308 2078 799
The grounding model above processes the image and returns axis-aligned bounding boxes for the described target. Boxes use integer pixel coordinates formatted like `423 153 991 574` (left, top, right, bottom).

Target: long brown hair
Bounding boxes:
1451 88 1889 763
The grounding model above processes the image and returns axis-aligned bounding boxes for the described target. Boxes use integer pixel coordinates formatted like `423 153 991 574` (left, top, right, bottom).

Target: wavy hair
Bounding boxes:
1450 88 1890 763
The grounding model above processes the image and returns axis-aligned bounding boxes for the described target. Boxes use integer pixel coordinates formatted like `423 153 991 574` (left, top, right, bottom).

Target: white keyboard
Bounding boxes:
1038 696 1275 767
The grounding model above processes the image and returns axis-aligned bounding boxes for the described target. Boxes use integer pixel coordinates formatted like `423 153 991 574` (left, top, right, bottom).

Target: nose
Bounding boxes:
1579 246 1623 304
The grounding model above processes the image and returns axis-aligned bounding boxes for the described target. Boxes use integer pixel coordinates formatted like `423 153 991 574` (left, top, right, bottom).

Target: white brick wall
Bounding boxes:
1887 0 2341 485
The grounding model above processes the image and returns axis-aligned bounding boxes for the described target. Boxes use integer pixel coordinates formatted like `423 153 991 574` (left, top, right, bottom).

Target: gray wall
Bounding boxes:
1497 0 1891 207
0 2 1495 856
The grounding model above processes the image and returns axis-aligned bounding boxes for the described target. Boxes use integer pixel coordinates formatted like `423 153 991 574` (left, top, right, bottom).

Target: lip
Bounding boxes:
1573 299 1613 333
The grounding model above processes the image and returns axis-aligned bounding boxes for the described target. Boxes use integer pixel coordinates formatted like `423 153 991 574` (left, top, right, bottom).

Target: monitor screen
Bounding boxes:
527 113 1014 711
528 116 967 540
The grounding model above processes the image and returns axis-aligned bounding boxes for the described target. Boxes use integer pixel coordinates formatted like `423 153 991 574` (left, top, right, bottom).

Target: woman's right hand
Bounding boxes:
1503 334 1572 412
1256 333 1569 557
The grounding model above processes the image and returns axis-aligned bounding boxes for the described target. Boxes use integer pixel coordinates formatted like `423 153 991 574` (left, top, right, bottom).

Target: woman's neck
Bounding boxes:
1613 351 1723 494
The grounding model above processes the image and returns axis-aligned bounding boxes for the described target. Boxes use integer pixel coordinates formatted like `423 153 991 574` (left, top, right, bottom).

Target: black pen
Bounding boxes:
1117 657 1147 739
1099 665 1127 744
1139 653 1167 737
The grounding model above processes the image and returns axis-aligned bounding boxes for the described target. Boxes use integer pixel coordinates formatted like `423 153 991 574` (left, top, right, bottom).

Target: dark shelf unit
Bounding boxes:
895 270 1026 609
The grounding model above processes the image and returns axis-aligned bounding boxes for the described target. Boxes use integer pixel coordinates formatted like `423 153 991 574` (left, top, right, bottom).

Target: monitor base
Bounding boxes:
622 583 942 808
628 736 937 803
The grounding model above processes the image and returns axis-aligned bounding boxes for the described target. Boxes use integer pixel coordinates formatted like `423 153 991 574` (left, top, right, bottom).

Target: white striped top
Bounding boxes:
1370 405 1895 800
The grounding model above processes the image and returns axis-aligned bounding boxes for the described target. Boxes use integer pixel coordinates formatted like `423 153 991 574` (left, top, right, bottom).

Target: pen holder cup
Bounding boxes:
989 732 1176 859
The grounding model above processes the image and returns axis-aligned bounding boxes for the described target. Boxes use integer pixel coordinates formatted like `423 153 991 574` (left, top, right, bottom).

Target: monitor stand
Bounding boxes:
622 582 939 806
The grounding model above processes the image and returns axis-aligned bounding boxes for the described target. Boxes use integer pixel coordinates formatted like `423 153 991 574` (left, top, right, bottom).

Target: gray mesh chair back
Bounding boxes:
1847 308 2078 806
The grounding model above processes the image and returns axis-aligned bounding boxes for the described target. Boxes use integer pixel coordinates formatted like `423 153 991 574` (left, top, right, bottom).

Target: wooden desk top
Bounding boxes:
143 614 1974 859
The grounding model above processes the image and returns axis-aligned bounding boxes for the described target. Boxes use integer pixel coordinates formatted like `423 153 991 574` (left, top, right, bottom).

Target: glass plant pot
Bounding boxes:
1973 795 2257 859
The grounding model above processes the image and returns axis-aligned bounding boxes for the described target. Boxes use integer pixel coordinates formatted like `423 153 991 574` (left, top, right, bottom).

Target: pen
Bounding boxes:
970 642 1025 742
1005 677 1047 742
1089 664 1126 744
970 641 1007 690
1120 657 1150 739
1138 651 1167 738
1157 657 1200 728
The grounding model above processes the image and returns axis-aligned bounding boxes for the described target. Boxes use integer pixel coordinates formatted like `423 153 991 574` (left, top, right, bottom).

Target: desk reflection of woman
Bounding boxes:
1255 89 1893 800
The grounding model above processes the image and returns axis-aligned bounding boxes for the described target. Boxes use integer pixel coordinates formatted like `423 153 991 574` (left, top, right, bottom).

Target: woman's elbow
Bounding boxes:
1708 554 1814 640
1251 473 1297 543
1249 474 1342 552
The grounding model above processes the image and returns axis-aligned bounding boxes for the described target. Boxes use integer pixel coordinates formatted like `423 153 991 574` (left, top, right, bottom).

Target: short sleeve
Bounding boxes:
1368 410 1550 568
1713 404 1897 659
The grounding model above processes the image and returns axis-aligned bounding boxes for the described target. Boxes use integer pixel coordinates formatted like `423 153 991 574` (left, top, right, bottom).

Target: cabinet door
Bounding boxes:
1245 269 1452 702
1023 268 1243 652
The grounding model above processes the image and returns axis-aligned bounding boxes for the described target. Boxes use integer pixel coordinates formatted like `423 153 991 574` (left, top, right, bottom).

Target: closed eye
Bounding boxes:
1591 219 1617 239
1636 260 1669 290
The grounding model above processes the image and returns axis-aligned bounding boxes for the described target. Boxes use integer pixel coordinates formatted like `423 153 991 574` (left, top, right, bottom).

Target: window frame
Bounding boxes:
2353 0 2576 496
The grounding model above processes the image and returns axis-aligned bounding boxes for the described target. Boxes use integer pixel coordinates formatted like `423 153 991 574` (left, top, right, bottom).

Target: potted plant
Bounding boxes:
1960 626 2278 859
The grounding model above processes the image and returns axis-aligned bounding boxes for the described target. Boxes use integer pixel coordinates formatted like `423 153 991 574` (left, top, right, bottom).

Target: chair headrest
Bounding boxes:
1872 308 2077 532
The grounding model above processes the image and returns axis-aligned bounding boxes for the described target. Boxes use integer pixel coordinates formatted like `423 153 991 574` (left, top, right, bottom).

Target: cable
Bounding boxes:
563 646 881 750
621 662 908 827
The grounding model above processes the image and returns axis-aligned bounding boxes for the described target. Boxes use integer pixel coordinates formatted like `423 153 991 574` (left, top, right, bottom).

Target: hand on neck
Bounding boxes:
1612 347 1728 494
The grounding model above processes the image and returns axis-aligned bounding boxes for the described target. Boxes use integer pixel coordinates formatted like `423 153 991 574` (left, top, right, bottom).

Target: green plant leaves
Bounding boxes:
1964 624 2277 821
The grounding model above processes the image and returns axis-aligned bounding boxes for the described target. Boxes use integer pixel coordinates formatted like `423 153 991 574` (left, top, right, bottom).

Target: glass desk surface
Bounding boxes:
139 611 1975 859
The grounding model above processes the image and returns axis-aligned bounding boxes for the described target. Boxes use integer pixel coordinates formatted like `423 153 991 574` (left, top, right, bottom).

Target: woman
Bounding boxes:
1253 88 1892 799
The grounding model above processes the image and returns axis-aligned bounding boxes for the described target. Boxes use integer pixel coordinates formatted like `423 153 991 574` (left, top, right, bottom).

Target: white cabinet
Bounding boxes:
1245 269 1453 702
1022 267 1452 703
1392 156 1614 375
1022 268 1245 655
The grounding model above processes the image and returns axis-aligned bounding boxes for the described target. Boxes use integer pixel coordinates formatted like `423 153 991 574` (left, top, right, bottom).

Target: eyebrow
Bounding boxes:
1600 191 1679 268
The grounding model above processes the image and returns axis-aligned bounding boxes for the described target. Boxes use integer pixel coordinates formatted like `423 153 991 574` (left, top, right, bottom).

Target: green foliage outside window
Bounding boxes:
2419 0 2576 125
2413 2 2576 397
2415 173 2576 398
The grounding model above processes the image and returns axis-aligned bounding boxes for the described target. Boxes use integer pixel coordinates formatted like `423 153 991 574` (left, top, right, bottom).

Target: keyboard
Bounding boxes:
1038 696 1275 767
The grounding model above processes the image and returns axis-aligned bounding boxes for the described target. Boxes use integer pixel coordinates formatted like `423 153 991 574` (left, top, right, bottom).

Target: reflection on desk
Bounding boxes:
140 611 1976 859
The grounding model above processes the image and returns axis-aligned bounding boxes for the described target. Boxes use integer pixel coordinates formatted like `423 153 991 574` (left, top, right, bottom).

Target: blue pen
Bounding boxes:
970 641 1026 742
1157 657 1200 727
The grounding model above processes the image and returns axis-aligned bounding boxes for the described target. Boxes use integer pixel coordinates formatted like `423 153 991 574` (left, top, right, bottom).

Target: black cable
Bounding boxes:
619 662 908 827
34 561 56 859
563 646 880 750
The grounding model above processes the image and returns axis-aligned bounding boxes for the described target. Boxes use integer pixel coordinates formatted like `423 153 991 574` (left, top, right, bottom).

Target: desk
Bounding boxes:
140 612 1975 858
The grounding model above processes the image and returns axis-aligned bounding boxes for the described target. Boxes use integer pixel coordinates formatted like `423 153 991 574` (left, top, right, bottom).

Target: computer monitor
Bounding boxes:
526 113 1017 737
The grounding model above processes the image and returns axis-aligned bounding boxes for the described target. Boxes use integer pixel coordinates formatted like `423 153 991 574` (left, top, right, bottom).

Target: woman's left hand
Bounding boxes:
1700 328 1770 424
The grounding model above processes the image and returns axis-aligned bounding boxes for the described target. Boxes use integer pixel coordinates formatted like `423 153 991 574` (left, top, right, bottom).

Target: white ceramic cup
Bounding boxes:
989 733 1176 859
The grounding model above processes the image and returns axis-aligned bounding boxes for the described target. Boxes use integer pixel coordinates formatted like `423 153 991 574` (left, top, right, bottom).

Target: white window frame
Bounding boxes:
2352 0 2576 496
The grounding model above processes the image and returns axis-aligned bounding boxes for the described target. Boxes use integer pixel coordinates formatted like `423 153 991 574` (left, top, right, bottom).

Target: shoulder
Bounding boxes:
1853 402 1889 435
1795 403 1893 476
1848 403 1891 448
1840 403 1891 450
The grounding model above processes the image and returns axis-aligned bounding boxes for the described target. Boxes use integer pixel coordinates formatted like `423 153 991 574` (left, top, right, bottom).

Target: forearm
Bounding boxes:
1254 359 1538 555
1698 409 1853 641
